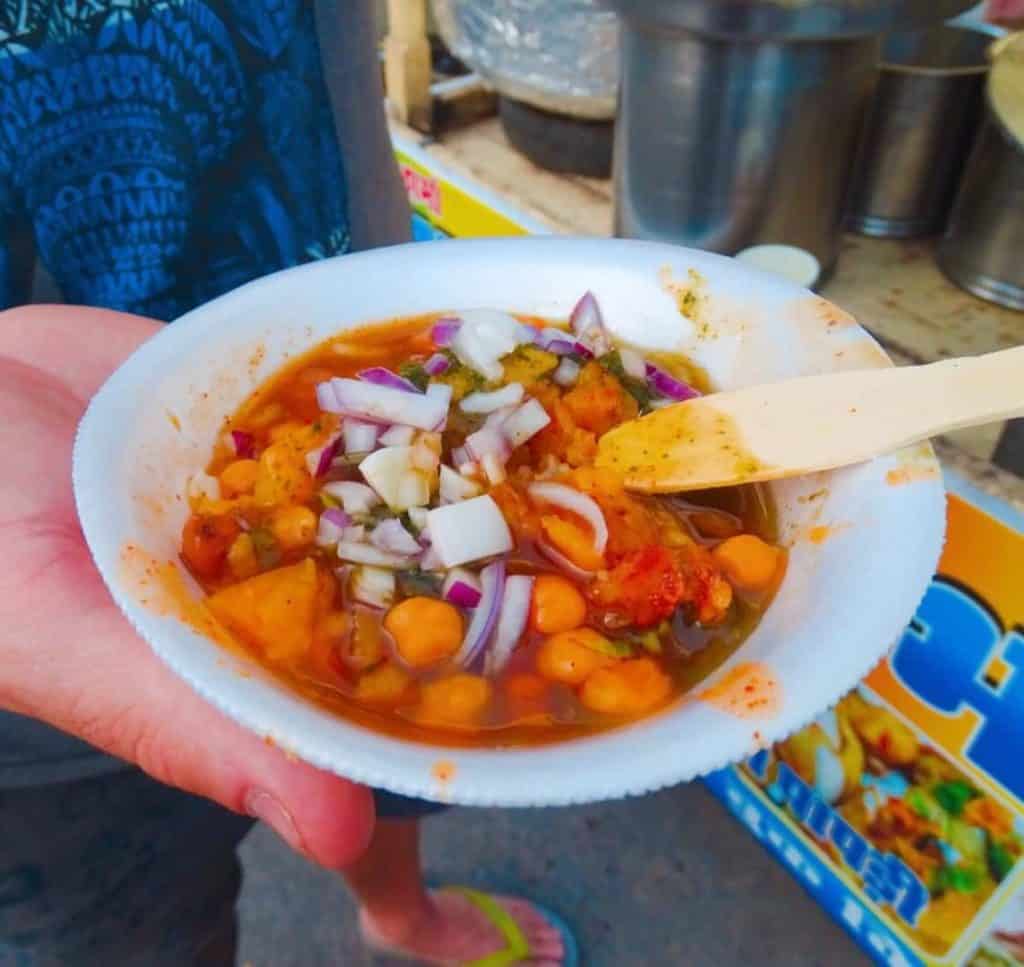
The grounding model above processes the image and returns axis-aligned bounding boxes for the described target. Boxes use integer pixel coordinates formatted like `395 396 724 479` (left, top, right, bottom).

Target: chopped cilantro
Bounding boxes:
398 361 429 391
988 840 1015 881
249 527 281 569
600 350 654 410
582 636 634 659
397 570 442 597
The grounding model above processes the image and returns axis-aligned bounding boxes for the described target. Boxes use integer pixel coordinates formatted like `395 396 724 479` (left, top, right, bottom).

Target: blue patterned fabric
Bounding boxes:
0 0 351 320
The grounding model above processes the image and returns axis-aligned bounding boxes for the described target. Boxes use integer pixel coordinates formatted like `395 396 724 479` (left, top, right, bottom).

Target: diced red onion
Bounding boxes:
460 382 524 415
454 560 505 668
431 318 461 346
619 348 648 381
443 568 483 608
424 353 450 376
484 575 534 677
231 430 255 459
378 424 416 447
553 358 580 387
440 464 482 503
322 480 380 515
316 508 351 547
343 418 379 455
337 540 416 569
572 341 595 359
358 367 422 394
370 518 423 556
350 566 396 609
569 291 611 356
646 363 701 402
427 495 514 568
501 399 551 447
529 482 608 555
546 339 576 356
451 446 470 469
309 432 343 477
538 542 595 580
320 378 449 430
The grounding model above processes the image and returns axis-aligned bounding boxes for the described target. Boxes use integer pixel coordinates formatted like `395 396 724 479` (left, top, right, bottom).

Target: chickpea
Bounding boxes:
219 459 260 498
712 534 781 593
270 505 317 550
355 664 415 706
535 628 616 686
384 597 463 668
418 674 492 726
530 574 587 634
580 658 672 716
226 533 260 579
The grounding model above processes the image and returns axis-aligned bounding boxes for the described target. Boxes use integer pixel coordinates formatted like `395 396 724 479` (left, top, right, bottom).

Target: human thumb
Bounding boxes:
3 592 375 869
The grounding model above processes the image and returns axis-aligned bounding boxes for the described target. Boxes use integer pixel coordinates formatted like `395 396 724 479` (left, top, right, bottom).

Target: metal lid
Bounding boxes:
989 31 1024 148
607 0 977 40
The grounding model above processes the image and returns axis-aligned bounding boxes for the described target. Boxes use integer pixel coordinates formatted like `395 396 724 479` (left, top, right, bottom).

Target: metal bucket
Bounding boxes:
846 26 991 239
607 0 976 280
937 32 1024 311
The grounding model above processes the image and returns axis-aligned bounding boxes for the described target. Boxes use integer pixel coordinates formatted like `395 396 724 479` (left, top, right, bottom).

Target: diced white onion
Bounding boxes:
359 447 427 511
370 518 422 556
439 464 482 503
323 378 449 430
322 481 380 515
350 566 396 609
619 348 647 381
343 418 379 455
460 382 524 414
427 495 513 567
501 399 551 448
337 541 416 569
378 424 416 447
553 358 580 387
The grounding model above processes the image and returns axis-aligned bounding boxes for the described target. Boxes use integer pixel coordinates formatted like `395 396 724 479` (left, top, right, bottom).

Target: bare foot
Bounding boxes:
360 890 566 966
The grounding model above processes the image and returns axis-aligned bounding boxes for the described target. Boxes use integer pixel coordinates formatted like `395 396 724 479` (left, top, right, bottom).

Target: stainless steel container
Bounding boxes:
937 32 1024 311
607 0 976 279
847 26 991 238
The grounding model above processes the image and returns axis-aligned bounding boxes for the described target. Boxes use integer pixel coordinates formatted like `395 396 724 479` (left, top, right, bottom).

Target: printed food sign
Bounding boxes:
708 493 1024 966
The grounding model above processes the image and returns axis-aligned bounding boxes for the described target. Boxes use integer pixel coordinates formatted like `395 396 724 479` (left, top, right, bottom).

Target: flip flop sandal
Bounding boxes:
364 885 580 967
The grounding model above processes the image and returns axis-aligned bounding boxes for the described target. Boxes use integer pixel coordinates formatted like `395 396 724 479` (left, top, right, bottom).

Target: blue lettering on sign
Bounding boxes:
746 753 929 927
891 577 1024 802
704 768 923 967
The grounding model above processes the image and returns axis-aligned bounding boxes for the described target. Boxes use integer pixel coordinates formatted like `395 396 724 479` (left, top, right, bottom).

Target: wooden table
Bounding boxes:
391 117 1024 512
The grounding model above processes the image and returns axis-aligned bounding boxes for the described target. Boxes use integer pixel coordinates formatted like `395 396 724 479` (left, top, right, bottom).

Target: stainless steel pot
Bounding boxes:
846 26 991 239
937 32 1024 311
607 0 976 279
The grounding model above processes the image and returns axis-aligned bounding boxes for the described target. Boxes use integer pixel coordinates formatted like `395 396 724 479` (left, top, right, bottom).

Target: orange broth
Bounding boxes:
179 313 786 747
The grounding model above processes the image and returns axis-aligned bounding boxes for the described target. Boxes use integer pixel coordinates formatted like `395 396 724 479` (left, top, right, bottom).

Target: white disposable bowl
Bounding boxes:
73 238 945 807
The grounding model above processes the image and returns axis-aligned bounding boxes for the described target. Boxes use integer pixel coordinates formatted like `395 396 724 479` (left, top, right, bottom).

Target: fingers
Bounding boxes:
0 304 160 401
5 566 376 870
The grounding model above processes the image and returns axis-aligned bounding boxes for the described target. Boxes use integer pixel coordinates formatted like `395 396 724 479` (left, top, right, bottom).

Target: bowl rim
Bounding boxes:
72 236 947 806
